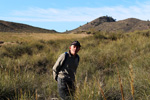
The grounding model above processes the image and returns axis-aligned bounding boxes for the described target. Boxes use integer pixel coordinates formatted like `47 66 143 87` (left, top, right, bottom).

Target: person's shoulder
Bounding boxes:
76 54 80 58
59 52 66 57
58 52 69 62
76 54 80 61
59 52 68 59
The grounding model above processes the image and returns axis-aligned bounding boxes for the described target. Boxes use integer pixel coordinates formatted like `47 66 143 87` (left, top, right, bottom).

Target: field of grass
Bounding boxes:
0 31 150 100
0 32 89 42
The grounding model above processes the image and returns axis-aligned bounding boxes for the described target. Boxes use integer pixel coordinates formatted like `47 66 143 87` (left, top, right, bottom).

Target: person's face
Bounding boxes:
69 45 80 56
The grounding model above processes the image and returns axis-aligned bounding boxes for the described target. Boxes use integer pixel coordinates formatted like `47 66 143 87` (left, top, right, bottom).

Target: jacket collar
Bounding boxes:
68 50 77 57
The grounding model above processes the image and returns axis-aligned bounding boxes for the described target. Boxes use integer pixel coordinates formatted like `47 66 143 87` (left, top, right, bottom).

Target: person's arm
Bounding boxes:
52 53 65 81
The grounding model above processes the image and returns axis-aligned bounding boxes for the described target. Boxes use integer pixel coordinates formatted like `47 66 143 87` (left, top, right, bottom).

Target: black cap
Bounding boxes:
71 41 81 47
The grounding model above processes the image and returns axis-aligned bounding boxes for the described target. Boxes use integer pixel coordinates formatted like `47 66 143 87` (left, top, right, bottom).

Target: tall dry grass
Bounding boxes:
0 30 150 99
129 64 134 100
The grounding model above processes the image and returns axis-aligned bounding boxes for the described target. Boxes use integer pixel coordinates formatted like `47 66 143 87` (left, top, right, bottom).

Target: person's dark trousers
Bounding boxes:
57 77 75 100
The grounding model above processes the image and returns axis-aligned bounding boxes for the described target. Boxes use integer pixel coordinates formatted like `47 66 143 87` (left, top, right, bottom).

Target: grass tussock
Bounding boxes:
0 31 150 99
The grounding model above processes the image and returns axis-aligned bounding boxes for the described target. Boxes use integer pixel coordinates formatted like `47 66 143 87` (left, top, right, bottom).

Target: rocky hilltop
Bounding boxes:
67 16 150 34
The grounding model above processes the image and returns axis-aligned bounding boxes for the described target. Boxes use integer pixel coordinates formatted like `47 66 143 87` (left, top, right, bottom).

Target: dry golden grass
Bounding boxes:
98 81 107 100
129 64 135 100
0 32 89 42
116 65 125 100
1 31 150 99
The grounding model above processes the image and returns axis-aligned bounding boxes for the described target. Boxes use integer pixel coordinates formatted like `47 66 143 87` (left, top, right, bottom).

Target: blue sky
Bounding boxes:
1 0 150 32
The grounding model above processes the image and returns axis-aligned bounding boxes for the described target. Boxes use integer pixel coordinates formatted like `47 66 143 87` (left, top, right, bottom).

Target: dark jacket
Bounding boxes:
53 51 80 81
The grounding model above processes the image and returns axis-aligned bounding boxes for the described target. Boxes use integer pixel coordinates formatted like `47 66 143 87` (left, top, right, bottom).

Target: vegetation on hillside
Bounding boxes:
0 20 57 33
68 16 150 34
0 30 150 100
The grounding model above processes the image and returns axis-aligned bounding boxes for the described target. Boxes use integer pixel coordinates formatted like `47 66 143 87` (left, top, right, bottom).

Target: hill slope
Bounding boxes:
68 16 150 33
0 20 57 33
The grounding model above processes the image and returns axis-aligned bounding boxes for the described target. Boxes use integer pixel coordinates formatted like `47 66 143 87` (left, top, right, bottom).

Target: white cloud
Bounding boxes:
7 2 150 22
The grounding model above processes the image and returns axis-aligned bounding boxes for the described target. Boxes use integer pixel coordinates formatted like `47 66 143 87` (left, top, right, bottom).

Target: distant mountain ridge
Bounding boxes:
0 20 57 33
1 16 150 34
67 16 150 33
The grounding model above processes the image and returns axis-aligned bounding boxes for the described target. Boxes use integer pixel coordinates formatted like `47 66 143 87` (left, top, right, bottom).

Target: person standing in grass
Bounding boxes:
53 41 81 100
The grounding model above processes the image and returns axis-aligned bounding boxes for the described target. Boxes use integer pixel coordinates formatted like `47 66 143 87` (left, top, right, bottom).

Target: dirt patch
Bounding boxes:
0 41 4 44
